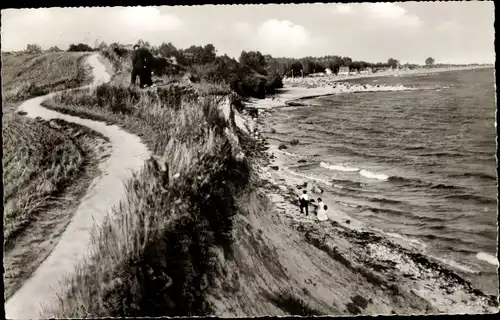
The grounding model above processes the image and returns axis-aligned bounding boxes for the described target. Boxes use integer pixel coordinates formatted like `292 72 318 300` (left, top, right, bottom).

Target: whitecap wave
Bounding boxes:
476 252 499 266
320 161 360 172
283 167 333 186
359 169 389 181
433 256 479 274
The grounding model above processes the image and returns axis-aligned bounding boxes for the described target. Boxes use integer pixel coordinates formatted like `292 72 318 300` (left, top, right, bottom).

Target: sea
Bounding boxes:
264 67 498 295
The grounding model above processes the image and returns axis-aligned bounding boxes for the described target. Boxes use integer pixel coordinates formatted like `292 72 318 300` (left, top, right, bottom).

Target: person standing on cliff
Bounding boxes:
299 190 309 215
131 44 143 87
141 49 154 88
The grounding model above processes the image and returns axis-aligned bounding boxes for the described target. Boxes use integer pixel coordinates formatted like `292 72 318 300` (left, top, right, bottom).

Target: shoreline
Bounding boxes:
247 75 499 313
286 65 493 84
244 65 494 111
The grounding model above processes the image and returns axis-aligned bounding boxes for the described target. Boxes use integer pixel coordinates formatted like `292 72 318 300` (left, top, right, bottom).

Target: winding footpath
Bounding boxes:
5 54 151 319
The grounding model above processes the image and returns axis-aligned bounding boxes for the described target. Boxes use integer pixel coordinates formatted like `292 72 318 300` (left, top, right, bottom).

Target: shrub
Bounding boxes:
68 43 94 52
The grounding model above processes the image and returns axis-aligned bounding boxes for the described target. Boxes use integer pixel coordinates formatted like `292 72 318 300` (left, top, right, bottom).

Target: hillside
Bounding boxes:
2 50 498 317
2 52 112 301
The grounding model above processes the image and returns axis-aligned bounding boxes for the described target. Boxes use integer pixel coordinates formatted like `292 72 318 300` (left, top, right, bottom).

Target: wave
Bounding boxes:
402 146 426 151
359 169 389 181
418 151 467 157
367 197 403 205
338 201 361 208
383 231 428 250
364 205 446 223
444 194 496 205
432 256 479 274
429 183 463 190
283 167 333 186
476 252 499 266
320 161 360 172
320 161 439 188
331 179 366 189
448 172 497 181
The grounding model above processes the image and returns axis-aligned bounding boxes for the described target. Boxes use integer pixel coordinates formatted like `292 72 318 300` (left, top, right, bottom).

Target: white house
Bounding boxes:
325 68 333 76
338 66 350 75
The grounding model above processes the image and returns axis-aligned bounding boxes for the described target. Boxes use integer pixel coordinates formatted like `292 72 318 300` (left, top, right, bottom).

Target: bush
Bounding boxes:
68 43 94 52
25 44 42 54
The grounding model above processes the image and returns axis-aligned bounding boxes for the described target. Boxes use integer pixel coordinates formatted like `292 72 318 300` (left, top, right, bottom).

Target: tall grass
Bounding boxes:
41 79 255 316
2 52 94 245
2 114 84 246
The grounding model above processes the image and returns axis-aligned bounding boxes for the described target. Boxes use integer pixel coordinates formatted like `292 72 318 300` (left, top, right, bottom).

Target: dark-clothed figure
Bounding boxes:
299 190 309 215
131 44 143 86
141 55 153 87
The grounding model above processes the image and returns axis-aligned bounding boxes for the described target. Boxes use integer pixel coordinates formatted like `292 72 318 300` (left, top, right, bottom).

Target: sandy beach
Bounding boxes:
245 71 499 314
244 65 493 111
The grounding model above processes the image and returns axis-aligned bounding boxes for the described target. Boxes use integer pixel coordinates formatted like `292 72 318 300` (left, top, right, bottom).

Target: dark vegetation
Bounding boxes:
96 41 284 99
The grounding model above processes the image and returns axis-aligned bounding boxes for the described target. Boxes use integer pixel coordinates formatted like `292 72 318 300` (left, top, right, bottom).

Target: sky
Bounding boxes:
1 2 495 64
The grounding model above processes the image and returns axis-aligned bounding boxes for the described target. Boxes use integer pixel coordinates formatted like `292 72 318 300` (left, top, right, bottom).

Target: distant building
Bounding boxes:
325 68 333 75
338 66 350 75
359 67 373 75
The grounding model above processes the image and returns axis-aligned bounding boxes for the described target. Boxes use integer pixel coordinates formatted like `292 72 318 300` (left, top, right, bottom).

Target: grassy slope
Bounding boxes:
1 52 92 245
2 113 84 244
1 52 90 102
1 52 112 298
41 79 258 316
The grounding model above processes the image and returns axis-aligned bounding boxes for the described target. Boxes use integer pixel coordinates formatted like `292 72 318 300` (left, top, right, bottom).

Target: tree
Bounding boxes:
47 46 62 52
25 44 42 54
239 51 267 75
202 44 216 64
137 39 151 49
425 57 435 67
68 43 94 52
387 58 399 69
96 41 108 51
158 42 179 58
341 56 352 67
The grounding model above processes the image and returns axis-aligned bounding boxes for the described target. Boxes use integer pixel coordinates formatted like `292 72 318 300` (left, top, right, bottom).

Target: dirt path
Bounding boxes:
4 54 151 319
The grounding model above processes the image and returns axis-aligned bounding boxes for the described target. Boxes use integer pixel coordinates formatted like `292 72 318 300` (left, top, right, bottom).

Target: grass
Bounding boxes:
2 113 85 246
43 81 239 155
39 74 257 317
1 52 91 103
1 52 94 246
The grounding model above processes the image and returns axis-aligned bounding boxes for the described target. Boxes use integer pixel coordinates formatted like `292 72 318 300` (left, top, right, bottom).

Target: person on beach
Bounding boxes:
130 44 143 87
316 198 324 215
317 204 329 221
299 190 309 215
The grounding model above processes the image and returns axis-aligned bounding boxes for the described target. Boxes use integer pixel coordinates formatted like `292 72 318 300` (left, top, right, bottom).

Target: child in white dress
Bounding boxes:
317 204 329 221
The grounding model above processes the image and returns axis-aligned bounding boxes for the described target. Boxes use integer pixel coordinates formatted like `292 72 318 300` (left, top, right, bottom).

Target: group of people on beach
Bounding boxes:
298 190 329 221
131 44 155 89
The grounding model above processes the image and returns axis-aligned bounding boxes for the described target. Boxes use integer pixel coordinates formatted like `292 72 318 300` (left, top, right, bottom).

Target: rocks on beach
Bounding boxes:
284 76 409 93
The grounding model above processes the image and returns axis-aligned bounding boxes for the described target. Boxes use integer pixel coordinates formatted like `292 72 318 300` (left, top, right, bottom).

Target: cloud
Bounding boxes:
1 7 185 51
256 19 311 54
118 6 184 32
366 3 422 27
332 3 422 28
